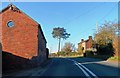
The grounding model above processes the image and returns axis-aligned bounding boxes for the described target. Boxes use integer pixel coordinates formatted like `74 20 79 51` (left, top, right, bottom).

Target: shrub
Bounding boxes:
85 50 94 56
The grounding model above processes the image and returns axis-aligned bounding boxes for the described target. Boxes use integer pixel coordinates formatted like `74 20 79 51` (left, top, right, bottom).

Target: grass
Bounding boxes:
60 55 82 58
86 54 120 61
86 55 110 60
49 55 82 58
108 56 120 61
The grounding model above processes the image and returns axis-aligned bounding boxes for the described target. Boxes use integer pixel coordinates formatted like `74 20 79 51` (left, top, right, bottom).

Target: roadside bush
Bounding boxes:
49 53 58 57
85 50 94 56
113 36 119 57
97 43 114 56
49 51 81 57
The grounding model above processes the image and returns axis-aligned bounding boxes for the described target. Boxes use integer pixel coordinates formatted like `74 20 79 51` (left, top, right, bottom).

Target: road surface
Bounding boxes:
3 57 120 78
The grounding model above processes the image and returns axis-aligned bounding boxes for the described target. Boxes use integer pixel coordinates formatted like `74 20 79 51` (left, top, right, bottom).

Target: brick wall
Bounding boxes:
2 51 46 72
0 14 2 43
1 5 48 72
1 7 39 59
86 39 93 49
38 26 47 62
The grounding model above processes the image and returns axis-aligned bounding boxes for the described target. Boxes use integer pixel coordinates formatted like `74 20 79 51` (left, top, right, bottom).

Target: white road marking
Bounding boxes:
68 59 98 78
78 63 99 78
75 63 91 78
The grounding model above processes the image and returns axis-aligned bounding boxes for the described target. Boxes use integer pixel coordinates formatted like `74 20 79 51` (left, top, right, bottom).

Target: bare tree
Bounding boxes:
94 21 116 46
94 21 118 55
61 42 75 53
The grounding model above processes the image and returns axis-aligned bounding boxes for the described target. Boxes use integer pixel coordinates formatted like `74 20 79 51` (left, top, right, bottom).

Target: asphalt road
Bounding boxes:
41 57 119 77
3 57 120 78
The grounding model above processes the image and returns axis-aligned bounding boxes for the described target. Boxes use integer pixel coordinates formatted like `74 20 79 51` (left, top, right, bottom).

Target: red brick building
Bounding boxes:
0 4 48 70
78 36 96 53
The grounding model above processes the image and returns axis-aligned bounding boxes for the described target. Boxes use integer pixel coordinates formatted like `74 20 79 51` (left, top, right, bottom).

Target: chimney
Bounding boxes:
89 36 92 40
81 39 84 42
9 4 13 10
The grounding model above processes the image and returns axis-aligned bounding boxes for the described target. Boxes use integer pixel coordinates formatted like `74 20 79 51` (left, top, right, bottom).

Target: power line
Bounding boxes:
88 4 117 28
98 5 117 23
91 4 117 37
62 3 117 32
62 2 106 26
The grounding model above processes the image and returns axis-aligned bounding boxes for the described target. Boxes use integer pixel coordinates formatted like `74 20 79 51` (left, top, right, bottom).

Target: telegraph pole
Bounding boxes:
96 22 99 34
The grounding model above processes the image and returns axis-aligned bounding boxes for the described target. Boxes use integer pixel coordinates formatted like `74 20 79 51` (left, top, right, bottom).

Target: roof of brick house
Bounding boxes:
0 4 47 43
78 36 93 45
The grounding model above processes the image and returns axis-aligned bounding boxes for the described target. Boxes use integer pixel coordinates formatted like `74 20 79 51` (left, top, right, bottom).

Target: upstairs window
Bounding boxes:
7 21 14 27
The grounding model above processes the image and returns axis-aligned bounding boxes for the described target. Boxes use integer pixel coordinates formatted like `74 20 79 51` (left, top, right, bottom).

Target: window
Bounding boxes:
7 21 14 27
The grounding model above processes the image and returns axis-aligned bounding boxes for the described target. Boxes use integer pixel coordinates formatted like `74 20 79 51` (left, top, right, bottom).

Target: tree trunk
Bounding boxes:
58 38 61 52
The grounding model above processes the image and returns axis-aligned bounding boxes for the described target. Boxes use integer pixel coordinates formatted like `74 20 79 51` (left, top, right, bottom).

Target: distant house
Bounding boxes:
0 4 48 70
78 36 97 53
